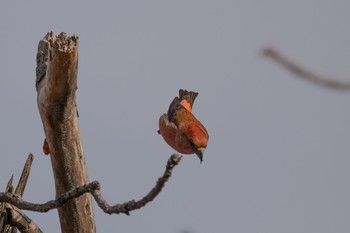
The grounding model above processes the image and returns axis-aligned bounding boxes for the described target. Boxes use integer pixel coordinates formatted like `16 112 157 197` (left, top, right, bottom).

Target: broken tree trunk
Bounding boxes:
35 32 95 233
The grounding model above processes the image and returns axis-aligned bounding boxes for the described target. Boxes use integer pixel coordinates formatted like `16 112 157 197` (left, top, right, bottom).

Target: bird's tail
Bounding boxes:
167 89 198 119
179 89 198 109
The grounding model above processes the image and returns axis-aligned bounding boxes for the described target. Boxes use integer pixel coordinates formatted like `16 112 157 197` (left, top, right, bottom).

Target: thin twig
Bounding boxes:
0 154 182 216
0 182 100 213
263 47 350 90
93 154 182 215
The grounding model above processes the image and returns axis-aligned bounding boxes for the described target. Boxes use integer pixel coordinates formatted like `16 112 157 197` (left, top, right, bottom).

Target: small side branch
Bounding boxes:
15 153 33 197
0 154 182 216
263 47 350 90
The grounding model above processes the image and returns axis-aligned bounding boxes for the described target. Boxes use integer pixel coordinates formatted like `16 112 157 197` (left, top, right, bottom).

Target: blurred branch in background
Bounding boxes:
263 47 350 91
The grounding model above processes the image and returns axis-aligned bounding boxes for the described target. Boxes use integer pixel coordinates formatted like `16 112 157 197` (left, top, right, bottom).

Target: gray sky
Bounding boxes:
1 1 350 232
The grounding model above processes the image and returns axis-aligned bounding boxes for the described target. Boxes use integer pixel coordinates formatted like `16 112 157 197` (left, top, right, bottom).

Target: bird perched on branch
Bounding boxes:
158 89 209 163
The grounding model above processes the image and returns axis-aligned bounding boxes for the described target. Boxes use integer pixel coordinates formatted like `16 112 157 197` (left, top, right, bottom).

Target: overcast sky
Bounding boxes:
1 1 350 233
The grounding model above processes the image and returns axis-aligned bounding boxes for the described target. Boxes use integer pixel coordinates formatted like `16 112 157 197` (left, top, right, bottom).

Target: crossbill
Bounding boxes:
158 89 209 163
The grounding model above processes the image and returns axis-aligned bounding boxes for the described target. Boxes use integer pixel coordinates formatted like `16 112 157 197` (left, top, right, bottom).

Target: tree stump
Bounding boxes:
36 32 95 233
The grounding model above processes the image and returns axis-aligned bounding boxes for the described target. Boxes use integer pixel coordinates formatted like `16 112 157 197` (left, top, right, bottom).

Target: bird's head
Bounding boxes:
183 122 208 163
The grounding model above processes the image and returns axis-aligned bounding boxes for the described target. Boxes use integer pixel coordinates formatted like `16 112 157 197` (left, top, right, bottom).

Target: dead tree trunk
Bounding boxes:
35 32 95 233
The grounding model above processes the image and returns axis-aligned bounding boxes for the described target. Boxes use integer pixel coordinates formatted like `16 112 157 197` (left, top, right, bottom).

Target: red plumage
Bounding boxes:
158 89 209 162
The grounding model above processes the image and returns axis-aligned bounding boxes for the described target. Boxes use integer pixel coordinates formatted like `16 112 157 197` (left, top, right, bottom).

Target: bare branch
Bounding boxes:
0 176 14 233
263 47 350 90
0 182 99 213
0 154 182 216
5 204 43 233
93 154 182 215
15 153 33 197
1 154 42 233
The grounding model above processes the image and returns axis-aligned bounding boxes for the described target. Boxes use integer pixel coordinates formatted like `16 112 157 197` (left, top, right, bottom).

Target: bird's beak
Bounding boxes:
195 148 205 163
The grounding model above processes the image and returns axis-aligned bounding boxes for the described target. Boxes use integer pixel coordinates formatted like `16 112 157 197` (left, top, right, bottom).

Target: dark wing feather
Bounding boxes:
167 97 184 122
166 89 199 125
179 89 198 108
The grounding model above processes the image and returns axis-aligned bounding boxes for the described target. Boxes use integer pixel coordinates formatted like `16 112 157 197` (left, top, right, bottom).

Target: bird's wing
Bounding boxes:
167 97 184 122
166 89 199 125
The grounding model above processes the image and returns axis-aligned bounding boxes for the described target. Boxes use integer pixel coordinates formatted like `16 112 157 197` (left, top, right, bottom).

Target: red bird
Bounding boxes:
158 89 209 162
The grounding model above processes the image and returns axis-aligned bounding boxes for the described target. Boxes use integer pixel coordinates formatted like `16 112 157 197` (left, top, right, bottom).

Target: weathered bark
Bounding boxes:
0 154 43 233
35 32 95 233
1 154 182 216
